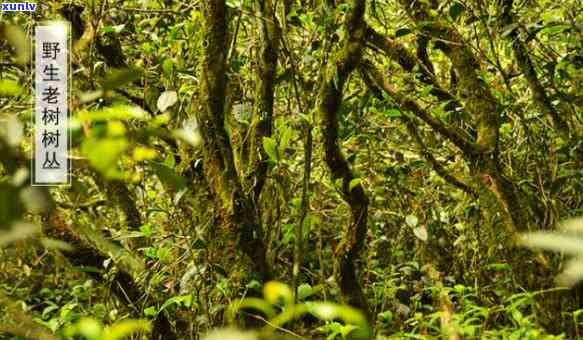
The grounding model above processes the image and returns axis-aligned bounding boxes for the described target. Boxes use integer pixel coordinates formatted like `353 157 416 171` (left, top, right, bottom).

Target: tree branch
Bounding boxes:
362 61 479 156
500 0 570 137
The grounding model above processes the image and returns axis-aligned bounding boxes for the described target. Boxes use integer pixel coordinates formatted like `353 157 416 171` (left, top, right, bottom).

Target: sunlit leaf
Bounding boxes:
0 221 39 245
520 232 583 255
557 258 583 286
349 178 363 190
227 297 276 322
412 225 428 242
0 115 23 146
226 0 242 9
41 238 74 251
78 90 104 103
100 24 126 34
405 215 418 228
305 302 370 339
0 79 23 96
560 217 583 233
173 116 202 147
103 319 151 340
383 108 401 118
263 281 293 306
202 328 257 340
3 24 30 64
297 283 313 301
79 105 149 123
159 295 192 313
132 146 158 161
64 317 102 339
162 58 174 78
157 91 178 112
81 137 129 179
262 137 279 162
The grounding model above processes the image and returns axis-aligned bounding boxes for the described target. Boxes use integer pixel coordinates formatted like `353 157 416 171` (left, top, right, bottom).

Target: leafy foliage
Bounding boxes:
0 0 581 339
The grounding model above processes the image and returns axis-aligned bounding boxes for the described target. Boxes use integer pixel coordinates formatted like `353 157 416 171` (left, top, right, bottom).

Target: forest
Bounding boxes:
0 0 582 339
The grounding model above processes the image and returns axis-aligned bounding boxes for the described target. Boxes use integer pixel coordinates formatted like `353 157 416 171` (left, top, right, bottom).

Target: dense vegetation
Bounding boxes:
1 0 582 339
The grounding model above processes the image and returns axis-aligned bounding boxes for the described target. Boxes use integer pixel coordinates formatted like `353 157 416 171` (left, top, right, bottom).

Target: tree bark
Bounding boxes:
198 0 272 280
316 0 370 317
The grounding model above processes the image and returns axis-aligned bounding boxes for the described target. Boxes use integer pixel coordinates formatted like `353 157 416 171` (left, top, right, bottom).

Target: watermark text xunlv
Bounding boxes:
1 2 37 11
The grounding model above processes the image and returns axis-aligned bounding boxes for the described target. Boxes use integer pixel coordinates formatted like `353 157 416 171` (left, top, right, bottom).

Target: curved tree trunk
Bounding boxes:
316 0 370 317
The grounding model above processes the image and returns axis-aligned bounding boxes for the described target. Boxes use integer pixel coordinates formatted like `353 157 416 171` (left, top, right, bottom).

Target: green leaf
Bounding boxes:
80 105 149 122
227 297 276 323
502 24 519 37
349 178 362 190
0 114 23 146
162 58 174 78
159 295 192 313
132 146 157 161
383 108 401 118
64 317 103 340
102 68 141 91
405 215 418 228
378 310 393 322
499 122 512 136
263 281 294 306
487 263 512 271
103 319 151 340
540 24 571 35
305 302 370 340
395 28 412 38
101 24 126 34
279 125 293 155
449 2 465 21
151 163 187 190
262 137 279 162
3 24 30 64
246 280 262 290
0 79 23 96
81 137 129 179
143 307 157 317
419 85 434 97
226 0 241 8
340 324 359 338
297 283 313 301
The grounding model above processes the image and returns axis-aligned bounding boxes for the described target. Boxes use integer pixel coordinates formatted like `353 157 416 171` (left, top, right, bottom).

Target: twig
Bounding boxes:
241 311 308 339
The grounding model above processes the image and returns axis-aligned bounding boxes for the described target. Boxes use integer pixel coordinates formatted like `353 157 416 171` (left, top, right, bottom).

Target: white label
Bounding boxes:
33 22 70 185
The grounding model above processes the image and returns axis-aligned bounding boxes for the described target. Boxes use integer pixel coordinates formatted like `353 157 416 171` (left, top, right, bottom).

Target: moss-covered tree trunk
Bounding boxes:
396 0 534 233
316 0 370 317
245 0 281 201
197 0 271 280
